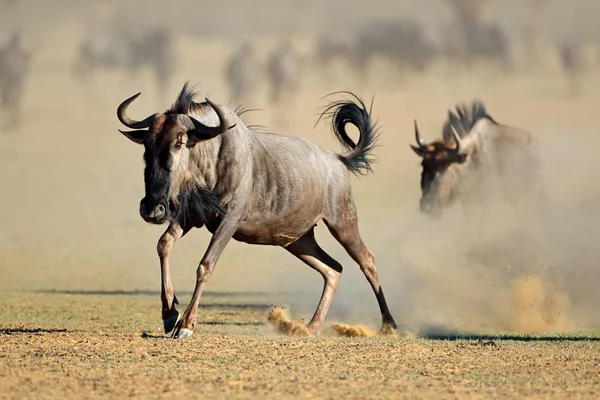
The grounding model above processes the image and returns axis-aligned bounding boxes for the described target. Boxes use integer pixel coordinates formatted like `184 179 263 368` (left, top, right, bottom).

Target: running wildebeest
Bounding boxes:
73 26 175 100
0 32 31 131
410 101 544 221
116 83 398 339
224 43 261 105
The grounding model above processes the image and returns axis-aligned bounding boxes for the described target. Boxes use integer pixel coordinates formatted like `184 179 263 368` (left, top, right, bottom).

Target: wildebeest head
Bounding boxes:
410 121 467 217
117 85 234 225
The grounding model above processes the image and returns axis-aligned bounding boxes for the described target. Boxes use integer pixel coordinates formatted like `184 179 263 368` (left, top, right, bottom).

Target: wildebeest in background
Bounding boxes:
224 42 262 106
315 34 360 79
266 40 302 106
353 19 437 80
410 101 544 223
73 25 175 101
441 0 512 72
440 22 512 71
314 19 436 83
559 38 587 97
522 0 553 68
0 31 31 131
116 84 398 339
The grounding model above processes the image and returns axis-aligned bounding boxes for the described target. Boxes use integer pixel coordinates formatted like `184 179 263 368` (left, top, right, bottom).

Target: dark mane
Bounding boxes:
170 83 269 133
233 104 259 117
175 182 227 228
442 100 496 141
232 104 273 134
168 81 201 115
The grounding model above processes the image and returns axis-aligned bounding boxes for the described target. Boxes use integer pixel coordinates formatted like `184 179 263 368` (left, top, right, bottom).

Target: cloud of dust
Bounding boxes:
324 127 600 336
267 307 311 336
266 307 393 338
329 323 376 338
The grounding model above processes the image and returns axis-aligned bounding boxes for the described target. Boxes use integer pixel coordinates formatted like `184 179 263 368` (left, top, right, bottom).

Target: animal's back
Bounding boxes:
234 131 350 245
491 122 540 177
250 131 349 205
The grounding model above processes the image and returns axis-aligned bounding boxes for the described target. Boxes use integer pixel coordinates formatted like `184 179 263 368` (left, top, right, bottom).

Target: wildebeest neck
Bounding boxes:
174 138 227 228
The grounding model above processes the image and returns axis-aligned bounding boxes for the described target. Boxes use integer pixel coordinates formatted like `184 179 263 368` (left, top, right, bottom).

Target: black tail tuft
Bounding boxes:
317 91 380 175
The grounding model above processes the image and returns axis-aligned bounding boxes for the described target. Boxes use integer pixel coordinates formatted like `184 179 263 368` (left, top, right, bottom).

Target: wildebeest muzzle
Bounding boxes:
140 197 168 224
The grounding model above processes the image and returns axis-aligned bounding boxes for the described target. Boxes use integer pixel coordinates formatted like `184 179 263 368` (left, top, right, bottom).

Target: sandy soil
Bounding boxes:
1 1 600 398
1 293 599 399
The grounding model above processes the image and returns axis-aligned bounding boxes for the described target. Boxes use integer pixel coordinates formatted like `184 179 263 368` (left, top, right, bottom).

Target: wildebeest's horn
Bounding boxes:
414 120 428 148
449 125 462 154
117 92 157 129
182 98 236 138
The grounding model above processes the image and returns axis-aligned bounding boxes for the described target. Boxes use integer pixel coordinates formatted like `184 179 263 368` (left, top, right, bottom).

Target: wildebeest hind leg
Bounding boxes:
325 219 398 335
285 228 342 334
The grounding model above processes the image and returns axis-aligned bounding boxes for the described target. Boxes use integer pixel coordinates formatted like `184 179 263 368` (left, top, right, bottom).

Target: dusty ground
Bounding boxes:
1 1 600 399
1 292 599 399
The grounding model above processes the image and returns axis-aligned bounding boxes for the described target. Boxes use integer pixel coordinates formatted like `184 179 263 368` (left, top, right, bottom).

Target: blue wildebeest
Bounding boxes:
73 26 175 101
315 19 435 83
353 19 437 80
117 84 398 339
315 33 359 76
224 43 262 106
559 37 588 97
0 31 31 131
440 22 512 71
410 101 544 222
266 40 302 106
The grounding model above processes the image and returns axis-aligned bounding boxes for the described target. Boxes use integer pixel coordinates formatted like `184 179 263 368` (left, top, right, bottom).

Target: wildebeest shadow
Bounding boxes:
199 321 263 327
419 328 600 342
35 289 273 298
34 290 275 310
140 320 263 339
1 328 68 335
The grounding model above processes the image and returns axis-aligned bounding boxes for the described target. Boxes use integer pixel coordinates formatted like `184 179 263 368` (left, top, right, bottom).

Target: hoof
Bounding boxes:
306 325 320 336
163 312 180 334
172 327 193 339
380 322 398 337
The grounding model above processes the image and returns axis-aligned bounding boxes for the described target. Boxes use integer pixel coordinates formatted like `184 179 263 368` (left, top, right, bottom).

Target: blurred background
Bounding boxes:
1 0 599 333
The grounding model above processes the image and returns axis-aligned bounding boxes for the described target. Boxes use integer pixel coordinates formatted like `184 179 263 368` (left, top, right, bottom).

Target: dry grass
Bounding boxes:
0 292 599 399
2 2 600 399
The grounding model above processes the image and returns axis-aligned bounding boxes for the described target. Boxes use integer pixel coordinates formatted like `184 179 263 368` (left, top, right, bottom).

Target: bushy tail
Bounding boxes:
318 92 380 175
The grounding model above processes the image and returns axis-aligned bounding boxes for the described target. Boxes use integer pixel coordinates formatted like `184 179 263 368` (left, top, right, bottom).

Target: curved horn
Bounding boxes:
180 98 236 138
414 120 428 148
449 125 462 154
117 92 157 129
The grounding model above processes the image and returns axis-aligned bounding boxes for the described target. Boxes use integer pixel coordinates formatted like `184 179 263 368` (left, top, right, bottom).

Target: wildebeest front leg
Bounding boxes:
157 223 186 334
285 229 343 334
171 216 240 339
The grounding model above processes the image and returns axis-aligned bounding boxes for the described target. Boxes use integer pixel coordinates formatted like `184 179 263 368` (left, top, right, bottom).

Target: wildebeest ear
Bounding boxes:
119 129 146 145
455 153 467 164
410 144 425 157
